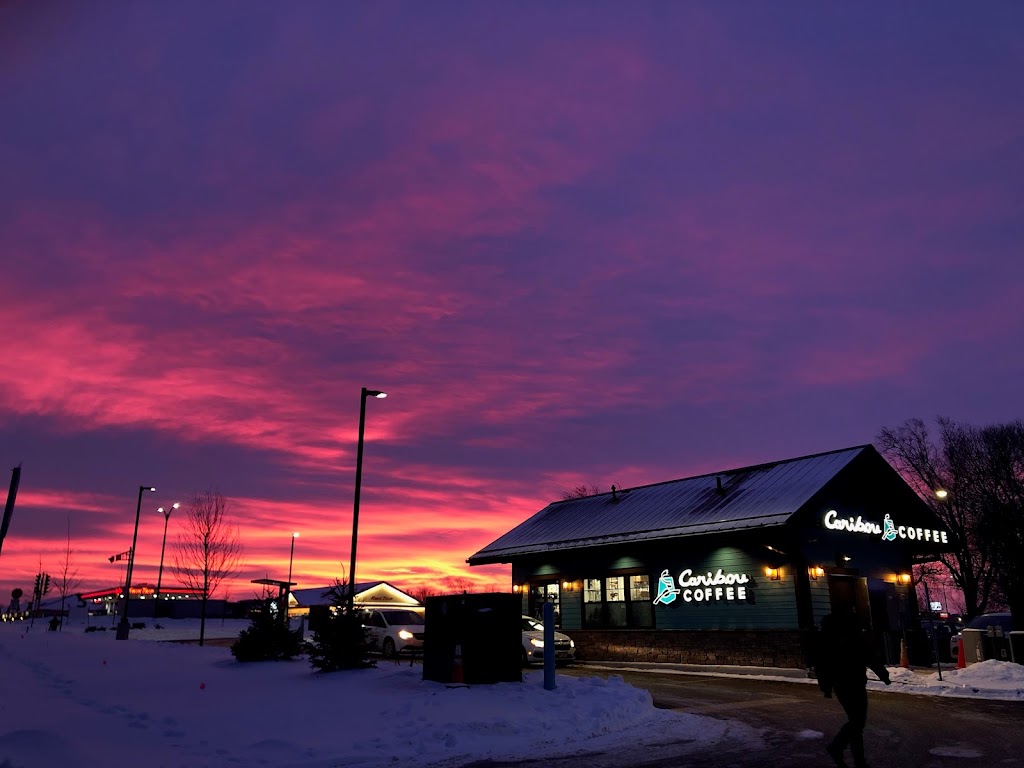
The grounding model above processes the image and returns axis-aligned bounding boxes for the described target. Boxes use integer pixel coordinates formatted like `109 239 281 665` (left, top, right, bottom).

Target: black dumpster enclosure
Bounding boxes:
423 593 521 684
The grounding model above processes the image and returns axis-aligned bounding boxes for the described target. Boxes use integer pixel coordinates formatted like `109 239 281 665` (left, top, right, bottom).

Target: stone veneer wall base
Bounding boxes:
571 628 808 669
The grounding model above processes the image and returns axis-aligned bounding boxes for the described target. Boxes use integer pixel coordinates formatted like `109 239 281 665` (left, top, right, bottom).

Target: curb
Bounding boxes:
573 660 811 679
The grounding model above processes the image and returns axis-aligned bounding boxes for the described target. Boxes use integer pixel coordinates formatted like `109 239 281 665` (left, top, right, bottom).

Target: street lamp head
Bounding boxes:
363 389 387 399
292 531 300 538
142 486 156 493
935 489 949 499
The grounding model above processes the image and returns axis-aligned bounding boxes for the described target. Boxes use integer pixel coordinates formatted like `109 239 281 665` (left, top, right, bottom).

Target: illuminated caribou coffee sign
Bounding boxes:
822 509 949 544
652 568 750 606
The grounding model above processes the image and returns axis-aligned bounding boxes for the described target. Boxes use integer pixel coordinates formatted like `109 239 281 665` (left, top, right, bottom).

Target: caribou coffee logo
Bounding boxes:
823 510 948 544
652 568 751 606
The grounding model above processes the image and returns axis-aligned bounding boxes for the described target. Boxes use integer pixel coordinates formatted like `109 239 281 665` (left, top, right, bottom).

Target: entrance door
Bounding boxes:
827 574 893 664
827 574 870 625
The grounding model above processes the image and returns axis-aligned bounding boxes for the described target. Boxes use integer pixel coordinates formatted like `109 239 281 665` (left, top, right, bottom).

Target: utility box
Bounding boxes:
983 623 1012 662
961 628 985 665
423 592 521 685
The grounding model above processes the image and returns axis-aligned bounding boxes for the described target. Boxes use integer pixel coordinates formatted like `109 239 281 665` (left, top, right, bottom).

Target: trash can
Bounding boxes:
422 592 521 685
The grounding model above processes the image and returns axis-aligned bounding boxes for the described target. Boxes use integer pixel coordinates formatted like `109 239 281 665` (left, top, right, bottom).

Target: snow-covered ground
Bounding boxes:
2 618 1022 768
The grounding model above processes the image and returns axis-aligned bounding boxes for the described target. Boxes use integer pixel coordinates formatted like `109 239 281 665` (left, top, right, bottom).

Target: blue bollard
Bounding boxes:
543 602 556 690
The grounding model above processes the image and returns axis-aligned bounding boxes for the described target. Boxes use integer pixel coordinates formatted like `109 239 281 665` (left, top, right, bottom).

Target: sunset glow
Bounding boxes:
1 4 1021 602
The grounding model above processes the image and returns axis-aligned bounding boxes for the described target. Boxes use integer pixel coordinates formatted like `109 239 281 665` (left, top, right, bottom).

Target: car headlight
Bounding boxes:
398 630 414 640
569 639 575 649
530 638 544 648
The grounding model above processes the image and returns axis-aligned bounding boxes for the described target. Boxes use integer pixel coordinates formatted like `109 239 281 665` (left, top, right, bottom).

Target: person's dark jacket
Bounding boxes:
815 611 891 696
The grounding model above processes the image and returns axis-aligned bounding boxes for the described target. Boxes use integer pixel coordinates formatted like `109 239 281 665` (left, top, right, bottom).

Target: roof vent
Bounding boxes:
611 484 618 501
716 476 726 496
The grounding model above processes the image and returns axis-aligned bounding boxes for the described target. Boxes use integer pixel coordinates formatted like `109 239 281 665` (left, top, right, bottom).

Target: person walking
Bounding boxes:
815 607 892 768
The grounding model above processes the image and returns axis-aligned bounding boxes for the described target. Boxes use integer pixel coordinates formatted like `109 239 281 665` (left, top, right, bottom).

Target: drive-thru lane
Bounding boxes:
562 666 1024 767
460 666 1024 768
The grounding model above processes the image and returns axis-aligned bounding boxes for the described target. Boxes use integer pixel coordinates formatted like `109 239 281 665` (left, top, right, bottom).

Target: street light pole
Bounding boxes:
285 532 299 620
116 484 156 640
348 387 386 614
154 502 180 617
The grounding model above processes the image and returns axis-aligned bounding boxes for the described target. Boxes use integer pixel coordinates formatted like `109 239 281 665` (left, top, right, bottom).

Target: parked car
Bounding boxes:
363 608 425 658
521 615 575 665
950 612 1012 659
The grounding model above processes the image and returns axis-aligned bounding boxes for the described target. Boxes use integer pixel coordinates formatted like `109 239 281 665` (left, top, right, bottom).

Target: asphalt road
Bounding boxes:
460 666 1024 768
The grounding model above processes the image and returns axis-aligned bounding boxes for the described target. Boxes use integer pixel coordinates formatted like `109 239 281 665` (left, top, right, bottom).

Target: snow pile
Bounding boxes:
0 622 736 768
885 659 1024 699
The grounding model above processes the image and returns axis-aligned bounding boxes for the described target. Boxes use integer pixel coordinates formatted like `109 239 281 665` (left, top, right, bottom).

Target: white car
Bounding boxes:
521 615 575 665
363 608 425 657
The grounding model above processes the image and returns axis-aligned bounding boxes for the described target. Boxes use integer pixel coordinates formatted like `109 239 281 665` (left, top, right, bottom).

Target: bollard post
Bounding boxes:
543 602 556 691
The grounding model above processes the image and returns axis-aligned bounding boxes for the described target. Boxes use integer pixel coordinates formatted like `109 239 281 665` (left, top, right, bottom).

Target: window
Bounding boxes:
582 573 653 628
529 582 562 627
629 575 653 627
606 576 626 627
583 579 603 626
380 609 424 626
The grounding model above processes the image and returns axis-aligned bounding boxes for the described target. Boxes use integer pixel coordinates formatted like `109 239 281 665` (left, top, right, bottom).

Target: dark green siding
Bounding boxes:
652 545 798 630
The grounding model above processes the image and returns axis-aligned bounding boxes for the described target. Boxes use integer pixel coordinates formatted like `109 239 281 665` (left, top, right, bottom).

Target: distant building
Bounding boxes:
79 584 209 619
289 581 422 618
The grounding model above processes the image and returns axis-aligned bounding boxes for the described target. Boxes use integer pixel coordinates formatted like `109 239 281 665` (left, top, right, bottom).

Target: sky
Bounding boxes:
3 618 1022 768
1 2 1023 600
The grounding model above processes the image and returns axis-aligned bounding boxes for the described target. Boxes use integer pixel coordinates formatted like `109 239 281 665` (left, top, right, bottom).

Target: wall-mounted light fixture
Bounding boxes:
512 584 521 593
764 566 781 581
898 572 912 585
808 565 825 580
561 580 578 592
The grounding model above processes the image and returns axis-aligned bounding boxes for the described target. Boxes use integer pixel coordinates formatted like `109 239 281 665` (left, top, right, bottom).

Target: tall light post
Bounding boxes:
116 485 156 640
348 388 386 613
285 532 299 620
154 502 180 615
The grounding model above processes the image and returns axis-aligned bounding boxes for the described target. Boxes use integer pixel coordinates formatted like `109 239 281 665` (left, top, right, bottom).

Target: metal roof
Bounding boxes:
468 445 871 564
290 581 382 606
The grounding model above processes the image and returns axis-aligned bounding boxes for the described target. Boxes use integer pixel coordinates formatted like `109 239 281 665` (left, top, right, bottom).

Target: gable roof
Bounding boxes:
469 445 879 565
290 581 419 607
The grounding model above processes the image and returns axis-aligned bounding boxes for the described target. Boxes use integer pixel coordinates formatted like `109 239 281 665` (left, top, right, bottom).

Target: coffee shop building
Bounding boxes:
468 445 952 669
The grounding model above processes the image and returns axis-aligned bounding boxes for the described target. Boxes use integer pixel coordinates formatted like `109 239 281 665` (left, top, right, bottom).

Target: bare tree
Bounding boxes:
172 490 243 646
878 417 999 619
442 575 474 594
560 483 602 500
54 516 82 630
410 585 440 604
972 421 1024 630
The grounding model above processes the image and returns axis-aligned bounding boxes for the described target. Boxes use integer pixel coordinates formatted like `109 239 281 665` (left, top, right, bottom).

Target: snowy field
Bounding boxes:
2 618 1022 768
0 618 748 768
